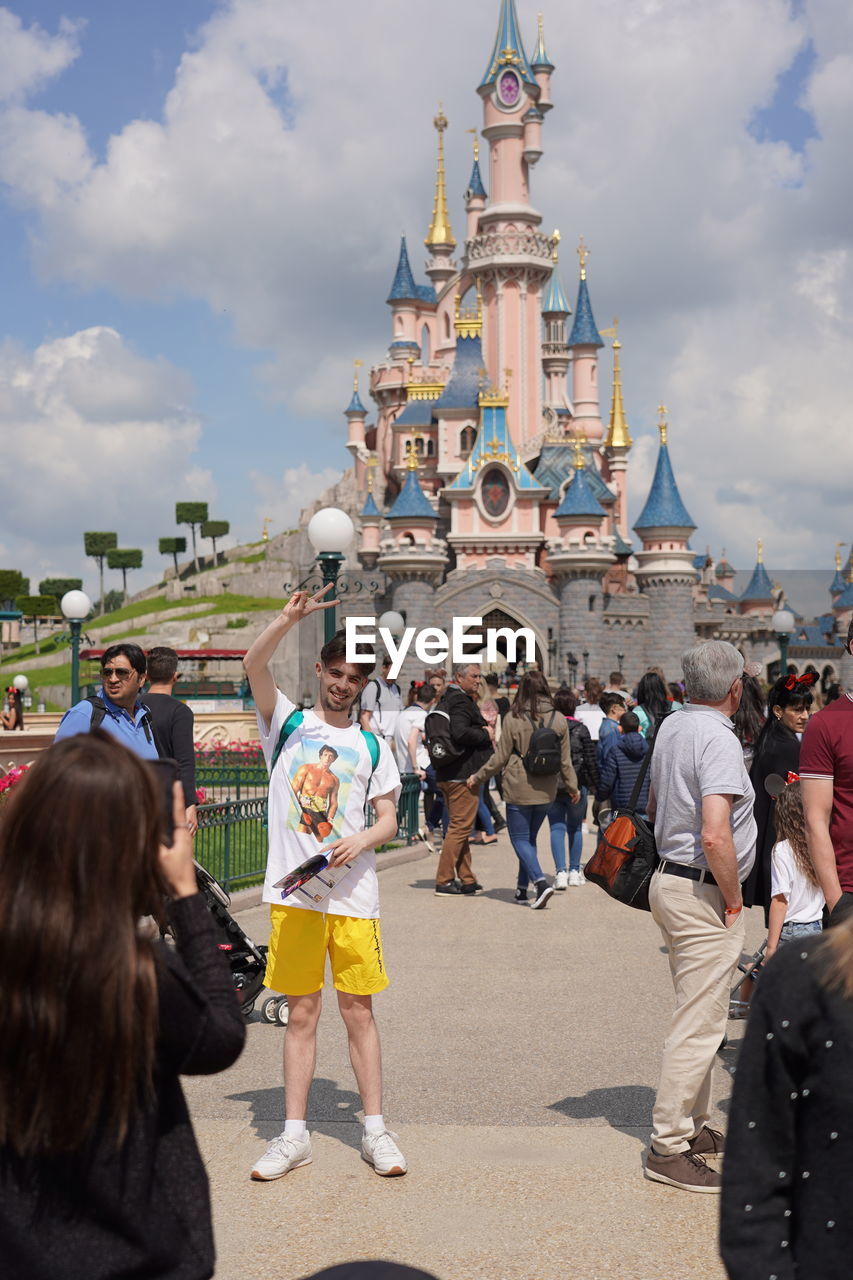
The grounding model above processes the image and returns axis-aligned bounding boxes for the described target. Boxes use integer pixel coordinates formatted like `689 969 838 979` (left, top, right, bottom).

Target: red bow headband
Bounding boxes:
784 672 817 691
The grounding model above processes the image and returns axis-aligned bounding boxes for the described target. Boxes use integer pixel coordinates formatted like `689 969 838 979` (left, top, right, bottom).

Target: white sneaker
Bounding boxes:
554 870 569 890
250 1132 313 1181
568 870 583 887
361 1129 407 1176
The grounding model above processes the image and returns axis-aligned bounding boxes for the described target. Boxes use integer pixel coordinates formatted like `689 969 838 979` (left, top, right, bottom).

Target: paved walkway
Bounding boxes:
185 833 764 1280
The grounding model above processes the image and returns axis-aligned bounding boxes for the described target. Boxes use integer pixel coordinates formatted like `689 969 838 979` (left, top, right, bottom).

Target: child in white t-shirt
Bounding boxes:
766 780 825 959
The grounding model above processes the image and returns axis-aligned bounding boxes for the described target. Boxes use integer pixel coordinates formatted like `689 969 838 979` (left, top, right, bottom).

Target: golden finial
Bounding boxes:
366 453 378 492
577 235 589 280
836 541 845 571
425 105 456 250
757 538 764 564
406 438 420 471
353 358 363 391
262 516 272 542
552 228 561 263
466 127 479 163
657 403 668 446
573 434 587 470
603 320 632 450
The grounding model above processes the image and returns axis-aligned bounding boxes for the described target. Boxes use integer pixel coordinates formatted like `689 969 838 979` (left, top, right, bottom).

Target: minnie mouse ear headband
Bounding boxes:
784 672 818 691
765 771 800 797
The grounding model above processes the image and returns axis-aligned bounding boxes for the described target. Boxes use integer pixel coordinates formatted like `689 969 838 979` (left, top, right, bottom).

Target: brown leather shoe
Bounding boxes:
645 1149 722 1193
688 1126 725 1156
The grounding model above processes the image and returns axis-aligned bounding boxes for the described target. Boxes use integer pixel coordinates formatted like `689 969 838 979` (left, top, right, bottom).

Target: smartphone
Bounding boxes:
148 758 180 845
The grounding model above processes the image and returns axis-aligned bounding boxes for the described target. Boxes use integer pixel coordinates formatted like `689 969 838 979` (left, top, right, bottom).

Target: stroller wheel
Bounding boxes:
276 999 289 1028
241 998 256 1019
262 996 281 1024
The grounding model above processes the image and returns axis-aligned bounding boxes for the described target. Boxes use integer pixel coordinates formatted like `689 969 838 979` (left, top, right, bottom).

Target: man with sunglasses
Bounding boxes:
55 643 159 759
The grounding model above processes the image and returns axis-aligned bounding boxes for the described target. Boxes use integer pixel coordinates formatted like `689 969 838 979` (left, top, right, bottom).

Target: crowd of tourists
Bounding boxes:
2 598 853 1279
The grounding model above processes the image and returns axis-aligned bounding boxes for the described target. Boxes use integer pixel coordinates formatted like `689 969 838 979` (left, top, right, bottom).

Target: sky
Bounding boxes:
0 0 852 610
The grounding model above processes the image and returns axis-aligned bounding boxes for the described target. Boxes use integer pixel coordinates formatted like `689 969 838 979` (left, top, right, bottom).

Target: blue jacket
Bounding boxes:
597 717 620 767
55 689 160 759
597 731 650 812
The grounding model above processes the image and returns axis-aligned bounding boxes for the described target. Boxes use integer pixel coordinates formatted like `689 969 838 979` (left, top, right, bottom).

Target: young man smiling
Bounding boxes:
243 588 405 1182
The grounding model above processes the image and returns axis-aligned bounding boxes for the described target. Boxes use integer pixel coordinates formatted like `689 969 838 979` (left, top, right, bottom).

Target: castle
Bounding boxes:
317 0 850 691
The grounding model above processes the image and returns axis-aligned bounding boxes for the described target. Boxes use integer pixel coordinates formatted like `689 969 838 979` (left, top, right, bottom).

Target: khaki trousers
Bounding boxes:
436 781 479 886
649 869 745 1155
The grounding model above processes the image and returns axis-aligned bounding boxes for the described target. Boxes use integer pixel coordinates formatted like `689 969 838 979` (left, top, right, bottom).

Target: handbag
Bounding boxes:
584 724 661 912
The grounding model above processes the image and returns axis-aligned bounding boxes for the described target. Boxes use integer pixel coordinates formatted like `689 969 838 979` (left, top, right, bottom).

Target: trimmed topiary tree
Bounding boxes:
158 536 187 579
175 502 208 575
39 577 83 605
201 519 229 568
16 594 57 654
84 533 117 612
0 570 28 609
106 548 143 604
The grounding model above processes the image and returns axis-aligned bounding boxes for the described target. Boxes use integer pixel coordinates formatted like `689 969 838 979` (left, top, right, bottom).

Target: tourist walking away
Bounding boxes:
635 670 672 739
0 731 246 1280
644 641 756 1193
468 671 578 909
359 655 403 745
243 589 405 1181
743 672 813 916
430 663 492 896
720 911 853 1279
144 645 198 835
2 686 23 731
54 642 160 759
800 619 853 924
597 711 651 819
393 683 445 844
764 779 824 958
575 677 605 740
548 685 597 888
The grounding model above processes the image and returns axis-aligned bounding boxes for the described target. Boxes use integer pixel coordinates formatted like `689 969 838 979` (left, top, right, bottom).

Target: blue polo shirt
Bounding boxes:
55 689 160 759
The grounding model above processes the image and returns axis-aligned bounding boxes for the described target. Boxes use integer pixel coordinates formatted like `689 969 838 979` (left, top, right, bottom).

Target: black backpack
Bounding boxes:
518 711 562 777
86 694 162 755
424 703 464 769
566 721 588 788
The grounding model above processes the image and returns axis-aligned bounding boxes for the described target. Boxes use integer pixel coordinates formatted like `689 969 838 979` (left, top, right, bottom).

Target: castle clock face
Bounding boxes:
497 69 521 108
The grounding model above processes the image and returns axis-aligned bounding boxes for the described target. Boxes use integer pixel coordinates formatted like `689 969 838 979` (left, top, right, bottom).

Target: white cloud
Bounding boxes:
250 463 342 534
1 0 853 571
0 328 205 594
0 8 81 105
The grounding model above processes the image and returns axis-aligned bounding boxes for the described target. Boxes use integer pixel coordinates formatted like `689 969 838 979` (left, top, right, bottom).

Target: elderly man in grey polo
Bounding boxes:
644 641 756 1194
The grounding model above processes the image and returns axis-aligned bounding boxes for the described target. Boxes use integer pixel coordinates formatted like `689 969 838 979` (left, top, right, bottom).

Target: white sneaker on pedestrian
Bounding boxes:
554 870 569 890
251 1132 313 1181
568 870 583 887
361 1129 407 1176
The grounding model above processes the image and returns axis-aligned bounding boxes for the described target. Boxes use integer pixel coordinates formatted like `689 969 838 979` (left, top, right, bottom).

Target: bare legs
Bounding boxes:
282 989 382 1118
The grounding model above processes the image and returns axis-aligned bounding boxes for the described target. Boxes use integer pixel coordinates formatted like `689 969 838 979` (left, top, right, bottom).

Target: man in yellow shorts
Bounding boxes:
243 588 404 1181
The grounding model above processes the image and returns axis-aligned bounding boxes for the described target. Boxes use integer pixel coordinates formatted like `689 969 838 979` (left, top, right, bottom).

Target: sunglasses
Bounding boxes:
102 667 136 681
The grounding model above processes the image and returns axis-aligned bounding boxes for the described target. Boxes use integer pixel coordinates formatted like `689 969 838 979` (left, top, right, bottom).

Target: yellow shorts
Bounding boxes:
265 905 389 997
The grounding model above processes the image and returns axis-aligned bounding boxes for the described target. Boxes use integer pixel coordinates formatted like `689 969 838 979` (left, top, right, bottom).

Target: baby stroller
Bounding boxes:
194 862 283 1022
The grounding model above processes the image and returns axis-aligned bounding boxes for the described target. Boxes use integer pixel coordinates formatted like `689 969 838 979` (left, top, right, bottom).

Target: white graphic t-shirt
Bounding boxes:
259 690 401 919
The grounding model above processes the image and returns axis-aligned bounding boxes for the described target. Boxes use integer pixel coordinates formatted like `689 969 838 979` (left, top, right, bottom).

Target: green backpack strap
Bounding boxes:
361 728 380 792
270 708 304 775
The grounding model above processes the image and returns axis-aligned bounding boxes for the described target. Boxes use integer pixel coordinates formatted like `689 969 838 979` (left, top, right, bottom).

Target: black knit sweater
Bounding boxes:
720 934 853 1280
1 893 246 1279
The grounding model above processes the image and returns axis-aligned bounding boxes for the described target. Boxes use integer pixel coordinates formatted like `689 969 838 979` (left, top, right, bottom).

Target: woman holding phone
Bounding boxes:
0 731 245 1279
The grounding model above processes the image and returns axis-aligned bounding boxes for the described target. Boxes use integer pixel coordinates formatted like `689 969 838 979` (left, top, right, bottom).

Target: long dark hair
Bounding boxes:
0 732 167 1157
733 675 765 748
5 687 23 730
510 670 553 720
752 675 814 767
636 672 670 726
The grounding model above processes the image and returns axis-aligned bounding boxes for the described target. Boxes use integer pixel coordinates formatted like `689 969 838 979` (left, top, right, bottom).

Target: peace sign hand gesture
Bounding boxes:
282 583 339 624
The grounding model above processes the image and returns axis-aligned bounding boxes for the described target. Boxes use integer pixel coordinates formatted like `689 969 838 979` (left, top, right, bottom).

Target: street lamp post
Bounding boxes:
582 649 590 682
306 508 356 644
60 590 93 706
772 607 795 679
617 651 625 672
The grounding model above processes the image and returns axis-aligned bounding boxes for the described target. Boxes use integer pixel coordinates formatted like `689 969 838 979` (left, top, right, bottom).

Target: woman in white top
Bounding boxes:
766 780 824 958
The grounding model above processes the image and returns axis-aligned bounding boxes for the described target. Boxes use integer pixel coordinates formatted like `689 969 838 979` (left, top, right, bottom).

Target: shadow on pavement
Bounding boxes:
548 1085 655 1143
228 1079 364 1138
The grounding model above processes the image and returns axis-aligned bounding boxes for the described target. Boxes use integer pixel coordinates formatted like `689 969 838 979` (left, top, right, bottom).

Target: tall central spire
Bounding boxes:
425 108 456 250
604 322 632 450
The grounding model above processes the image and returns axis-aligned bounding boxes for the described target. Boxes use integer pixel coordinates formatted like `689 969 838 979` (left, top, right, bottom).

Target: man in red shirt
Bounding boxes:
800 621 853 921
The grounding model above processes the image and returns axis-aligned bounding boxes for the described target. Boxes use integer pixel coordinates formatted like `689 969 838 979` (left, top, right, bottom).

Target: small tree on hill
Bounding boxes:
84 533 117 613
39 577 83 606
201 519 229 568
107 548 143 604
0 570 28 609
16 594 56 655
176 502 208 575
159 536 187 579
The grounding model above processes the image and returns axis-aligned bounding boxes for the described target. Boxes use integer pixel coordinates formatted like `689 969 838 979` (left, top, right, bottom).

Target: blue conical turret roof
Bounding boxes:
387 237 419 304
634 440 695 532
568 275 603 347
346 388 366 416
387 468 437 521
530 17 554 71
542 264 570 316
466 156 487 202
555 466 606 521
361 491 381 519
478 0 537 93
740 559 774 603
831 565 847 596
835 581 853 610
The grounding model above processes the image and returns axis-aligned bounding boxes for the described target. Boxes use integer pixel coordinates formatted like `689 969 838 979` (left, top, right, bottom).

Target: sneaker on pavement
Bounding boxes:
251 1132 313 1181
531 880 555 910
554 870 569 890
644 1149 721 1193
514 888 529 904
361 1129 407 1177
459 881 482 895
567 870 583 887
434 880 462 896
688 1126 725 1156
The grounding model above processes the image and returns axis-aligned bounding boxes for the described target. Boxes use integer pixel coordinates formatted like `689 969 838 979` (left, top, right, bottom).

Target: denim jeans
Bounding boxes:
778 919 822 946
424 765 448 834
506 802 551 889
474 789 496 836
547 787 588 873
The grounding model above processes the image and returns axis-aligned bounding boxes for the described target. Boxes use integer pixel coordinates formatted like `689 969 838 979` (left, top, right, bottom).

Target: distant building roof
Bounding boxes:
611 529 633 556
541 264 571 316
555 465 606 520
831 567 847 595
532 442 616 504
434 333 484 411
387 237 419 304
740 559 775 602
708 584 739 604
360 492 381 519
634 440 696 533
466 156 487 201
387 468 437 521
394 397 439 428
568 275 603 347
834 581 853 610
345 388 366 416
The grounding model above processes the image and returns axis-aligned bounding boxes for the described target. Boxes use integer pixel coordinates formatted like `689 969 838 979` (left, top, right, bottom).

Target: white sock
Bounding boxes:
363 1114 385 1135
284 1119 307 1139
